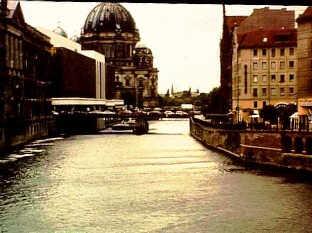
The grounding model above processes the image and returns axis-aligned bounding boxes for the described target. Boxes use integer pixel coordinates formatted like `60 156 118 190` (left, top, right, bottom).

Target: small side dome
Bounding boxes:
135 42 147 49
134 44 153 68
53 26 68 38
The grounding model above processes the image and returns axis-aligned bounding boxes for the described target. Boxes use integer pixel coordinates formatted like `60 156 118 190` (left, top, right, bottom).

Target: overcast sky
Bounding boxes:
20 1 307 94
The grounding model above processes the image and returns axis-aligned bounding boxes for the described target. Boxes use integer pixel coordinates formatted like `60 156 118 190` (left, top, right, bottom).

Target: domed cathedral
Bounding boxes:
80 2 159 107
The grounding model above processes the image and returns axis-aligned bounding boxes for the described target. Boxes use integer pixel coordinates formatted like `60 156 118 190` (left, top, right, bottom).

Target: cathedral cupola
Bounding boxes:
133 43 153 68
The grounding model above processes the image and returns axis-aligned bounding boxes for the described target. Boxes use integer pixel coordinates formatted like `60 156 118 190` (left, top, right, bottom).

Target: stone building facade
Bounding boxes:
232 28 297 122
0 0 53 149
80 2 159 107
220 7 295 115
296 7 312 117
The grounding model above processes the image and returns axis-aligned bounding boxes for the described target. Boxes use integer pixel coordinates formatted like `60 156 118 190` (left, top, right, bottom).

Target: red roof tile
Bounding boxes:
297 7 312 23
238 28 297 49
225 16 247 31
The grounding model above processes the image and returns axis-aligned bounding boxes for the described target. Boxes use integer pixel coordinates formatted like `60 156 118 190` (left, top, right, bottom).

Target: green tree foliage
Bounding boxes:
260 104 297 129
158 87 227 113
199 87 227 114
260 105 277 124
276 103 297 129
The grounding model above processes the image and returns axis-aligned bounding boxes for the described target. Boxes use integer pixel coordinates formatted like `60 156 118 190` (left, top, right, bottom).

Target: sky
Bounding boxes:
20 1 307 94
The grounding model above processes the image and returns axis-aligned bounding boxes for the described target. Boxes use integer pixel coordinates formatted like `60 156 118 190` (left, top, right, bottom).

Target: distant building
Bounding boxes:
171 88 200 98
296 7 312 118
0 0 53 149
232 28 297 121
80 2 159 107
220 7 295 116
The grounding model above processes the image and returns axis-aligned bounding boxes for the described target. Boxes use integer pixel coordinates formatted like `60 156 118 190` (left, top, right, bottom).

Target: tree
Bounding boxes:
276 103 297 129
260 105 277 124
201 87 227 114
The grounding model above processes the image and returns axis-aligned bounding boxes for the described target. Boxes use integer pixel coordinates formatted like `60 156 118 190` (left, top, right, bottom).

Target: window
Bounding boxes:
271 74 276 81
262 49 267 56
253 62 258 70
262 61 267 69
125 79 130 86
244 65 248 94
289 47 294 56
280 61 285 69
289 87 294 94
253 49 258 56
262 88 267 96
280 48 285 56
238 76 241 83
280 87 285 96
280 74 285 83
271 61 276 69
271 88 277 96
253 88 258 97
253 75 258 82
139 79 144 87
289 74 295 81
271 48 276 57
289 60 295 68
262 75 267 82
254 101 258 108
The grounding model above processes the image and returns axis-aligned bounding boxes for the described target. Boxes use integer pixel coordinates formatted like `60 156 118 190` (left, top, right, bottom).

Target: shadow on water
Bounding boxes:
212 154 312 185
147 132 184 135
227 162 312 185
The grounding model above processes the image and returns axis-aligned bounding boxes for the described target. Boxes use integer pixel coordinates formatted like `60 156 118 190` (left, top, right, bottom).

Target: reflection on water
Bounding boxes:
0 120 312 233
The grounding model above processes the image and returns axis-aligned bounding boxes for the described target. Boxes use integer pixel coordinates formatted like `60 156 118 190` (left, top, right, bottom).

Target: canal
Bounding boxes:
0 120 312 233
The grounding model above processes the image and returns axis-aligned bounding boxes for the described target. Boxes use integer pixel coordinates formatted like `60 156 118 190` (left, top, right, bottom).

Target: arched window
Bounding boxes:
125 78 130 86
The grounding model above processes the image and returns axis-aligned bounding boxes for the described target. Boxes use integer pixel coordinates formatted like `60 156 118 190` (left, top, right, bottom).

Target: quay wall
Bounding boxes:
0 118 54 153
190 117 312 173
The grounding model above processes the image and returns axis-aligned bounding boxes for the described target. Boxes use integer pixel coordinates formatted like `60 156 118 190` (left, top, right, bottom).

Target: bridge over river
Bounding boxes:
0 120 312 232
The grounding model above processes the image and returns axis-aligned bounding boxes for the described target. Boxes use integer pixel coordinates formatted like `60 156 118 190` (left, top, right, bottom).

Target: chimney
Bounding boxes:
0 0 8 17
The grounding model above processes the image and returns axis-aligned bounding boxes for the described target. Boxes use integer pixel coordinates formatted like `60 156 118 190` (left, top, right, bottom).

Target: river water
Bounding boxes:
0 120 312 233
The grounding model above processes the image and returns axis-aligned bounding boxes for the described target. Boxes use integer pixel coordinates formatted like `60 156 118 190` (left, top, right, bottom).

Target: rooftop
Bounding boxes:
238 28 297 49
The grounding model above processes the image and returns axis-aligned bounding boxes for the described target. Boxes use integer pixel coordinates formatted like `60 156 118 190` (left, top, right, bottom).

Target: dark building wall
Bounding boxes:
52 48 96 98
105 64 116 99
220 16 246 112
0 2 54 151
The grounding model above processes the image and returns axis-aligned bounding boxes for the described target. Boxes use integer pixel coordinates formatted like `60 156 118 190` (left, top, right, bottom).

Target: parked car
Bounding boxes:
148 110 162 120
175 111 189 118
164 110 175 118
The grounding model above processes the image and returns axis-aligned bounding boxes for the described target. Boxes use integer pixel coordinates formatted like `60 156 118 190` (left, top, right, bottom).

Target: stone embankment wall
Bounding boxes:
0 119 54 153
190 118 312 173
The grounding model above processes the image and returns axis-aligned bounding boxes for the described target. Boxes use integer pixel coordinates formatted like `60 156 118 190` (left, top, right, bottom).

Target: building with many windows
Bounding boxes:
220 7 296 118
0 0 53 149
232 28 297 121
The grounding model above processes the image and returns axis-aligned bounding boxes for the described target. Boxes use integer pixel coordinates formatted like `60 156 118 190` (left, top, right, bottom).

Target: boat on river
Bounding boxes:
111 118 136 131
